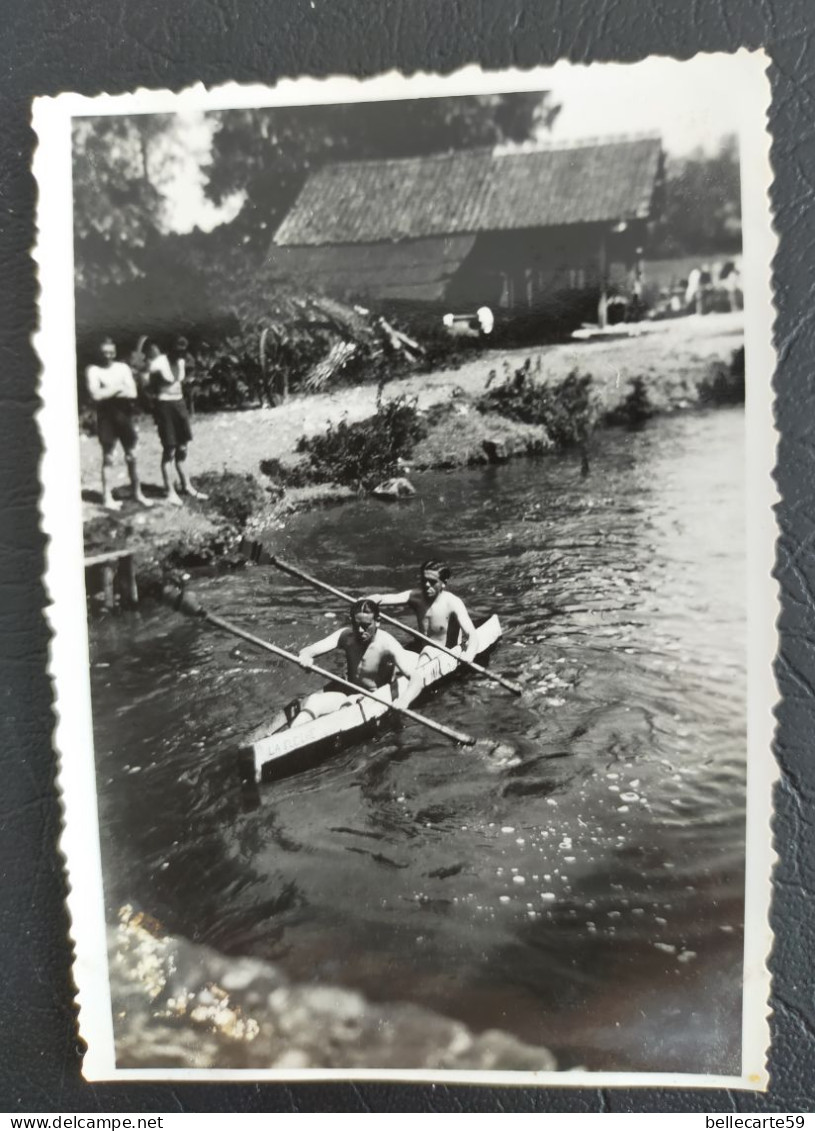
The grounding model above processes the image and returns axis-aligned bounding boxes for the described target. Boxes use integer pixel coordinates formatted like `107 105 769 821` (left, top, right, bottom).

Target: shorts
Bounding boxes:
97 398 138 449
154 399 193 449
292 681 349 711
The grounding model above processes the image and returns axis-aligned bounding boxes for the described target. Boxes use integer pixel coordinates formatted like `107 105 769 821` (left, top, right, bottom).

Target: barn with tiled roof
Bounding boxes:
268 136 664 329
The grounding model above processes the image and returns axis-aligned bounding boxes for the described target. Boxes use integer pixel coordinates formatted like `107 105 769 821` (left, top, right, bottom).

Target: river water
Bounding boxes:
90 407 746 1074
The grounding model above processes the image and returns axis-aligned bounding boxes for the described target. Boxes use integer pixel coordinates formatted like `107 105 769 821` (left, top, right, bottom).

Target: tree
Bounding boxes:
649 135 742 257
204 93 560 251
72 114 205 297
73 116 166 295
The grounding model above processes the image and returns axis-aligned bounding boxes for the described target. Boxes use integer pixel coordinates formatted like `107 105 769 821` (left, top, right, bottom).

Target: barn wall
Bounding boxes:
267 236 477 303
267 221 648 333
445 223 647 330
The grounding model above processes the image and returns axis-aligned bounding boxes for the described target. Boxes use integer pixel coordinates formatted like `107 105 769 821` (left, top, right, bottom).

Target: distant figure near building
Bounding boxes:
85 337 151 511
685 267 702 313
718 260 743 311
144 338 208 506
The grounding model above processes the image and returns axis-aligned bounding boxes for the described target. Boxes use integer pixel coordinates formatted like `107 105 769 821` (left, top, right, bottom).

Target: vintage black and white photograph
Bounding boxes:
34 53 775 1085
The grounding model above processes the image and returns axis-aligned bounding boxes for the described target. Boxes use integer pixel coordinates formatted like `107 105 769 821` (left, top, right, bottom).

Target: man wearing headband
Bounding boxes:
291 598 419 726
368 559 478 662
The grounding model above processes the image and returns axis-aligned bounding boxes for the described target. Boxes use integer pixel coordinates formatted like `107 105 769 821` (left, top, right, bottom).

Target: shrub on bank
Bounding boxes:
412 400 552 468
477 362 600 448
194 470 269 528
696 346 745 405
285 396 427 490
604 377 657 428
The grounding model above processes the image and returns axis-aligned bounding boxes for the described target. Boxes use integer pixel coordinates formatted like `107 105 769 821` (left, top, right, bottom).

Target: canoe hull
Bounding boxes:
238 615 502 784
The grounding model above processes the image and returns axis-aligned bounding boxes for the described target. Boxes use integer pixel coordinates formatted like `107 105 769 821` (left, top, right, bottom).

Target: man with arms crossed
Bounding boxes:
86 337 151 511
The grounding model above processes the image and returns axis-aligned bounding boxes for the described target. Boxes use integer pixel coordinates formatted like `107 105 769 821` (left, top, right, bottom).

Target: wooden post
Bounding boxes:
635 246 644 291
260 326 288 406
631 245 644 320
85 549 138 612
102 563 115 611
597 230 608 328
119 554 139 607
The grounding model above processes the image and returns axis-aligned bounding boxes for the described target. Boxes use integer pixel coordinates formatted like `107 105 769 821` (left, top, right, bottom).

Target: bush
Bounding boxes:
731 345 745 379
185 330 330 411
604 377 656 428
696 347 745 406
290 396 427 489
194 471 268 528
186 335 267 411
477 362 599 448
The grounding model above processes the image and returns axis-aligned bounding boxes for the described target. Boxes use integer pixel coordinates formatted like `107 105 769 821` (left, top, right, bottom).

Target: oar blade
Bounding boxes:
162 582 205 619
474 739 521 768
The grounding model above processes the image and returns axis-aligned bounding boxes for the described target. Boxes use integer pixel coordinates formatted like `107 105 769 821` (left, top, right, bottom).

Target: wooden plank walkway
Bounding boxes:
84 549 138 611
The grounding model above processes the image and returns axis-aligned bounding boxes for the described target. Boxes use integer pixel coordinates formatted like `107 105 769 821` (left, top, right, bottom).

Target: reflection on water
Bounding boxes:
90 409 745 1073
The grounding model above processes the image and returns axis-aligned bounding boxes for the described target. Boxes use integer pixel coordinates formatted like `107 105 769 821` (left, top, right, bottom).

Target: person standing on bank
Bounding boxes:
144 337 207 505
85 337 152 511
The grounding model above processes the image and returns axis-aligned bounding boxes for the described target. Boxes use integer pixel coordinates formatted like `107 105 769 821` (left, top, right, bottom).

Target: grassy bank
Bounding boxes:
80 311 744 598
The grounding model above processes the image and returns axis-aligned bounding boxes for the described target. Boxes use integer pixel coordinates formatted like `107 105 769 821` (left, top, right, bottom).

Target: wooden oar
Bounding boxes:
164 583 479 747
238 538 524 696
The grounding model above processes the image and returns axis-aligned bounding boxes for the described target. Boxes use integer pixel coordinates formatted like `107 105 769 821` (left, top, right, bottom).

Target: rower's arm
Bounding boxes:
452 596 479 662
391 647 426 711
298 629 344 665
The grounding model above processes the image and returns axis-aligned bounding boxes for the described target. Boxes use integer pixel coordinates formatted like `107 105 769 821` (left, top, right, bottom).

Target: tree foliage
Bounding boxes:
72 115 183 296
650 135 741 257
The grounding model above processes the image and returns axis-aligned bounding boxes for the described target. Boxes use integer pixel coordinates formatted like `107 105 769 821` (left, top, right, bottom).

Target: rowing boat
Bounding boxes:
238 615 502 783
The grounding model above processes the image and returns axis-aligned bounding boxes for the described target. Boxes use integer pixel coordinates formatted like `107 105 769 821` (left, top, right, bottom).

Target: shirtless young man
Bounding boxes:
85 337 152 511
291 598 419 726
143 338 208 506
370 559 479 663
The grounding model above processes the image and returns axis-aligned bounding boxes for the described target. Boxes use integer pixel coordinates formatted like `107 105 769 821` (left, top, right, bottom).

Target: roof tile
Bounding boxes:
274 137 663 246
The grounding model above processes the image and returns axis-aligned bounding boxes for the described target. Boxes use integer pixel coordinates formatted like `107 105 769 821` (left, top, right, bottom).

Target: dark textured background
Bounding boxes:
0 0 809 1113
